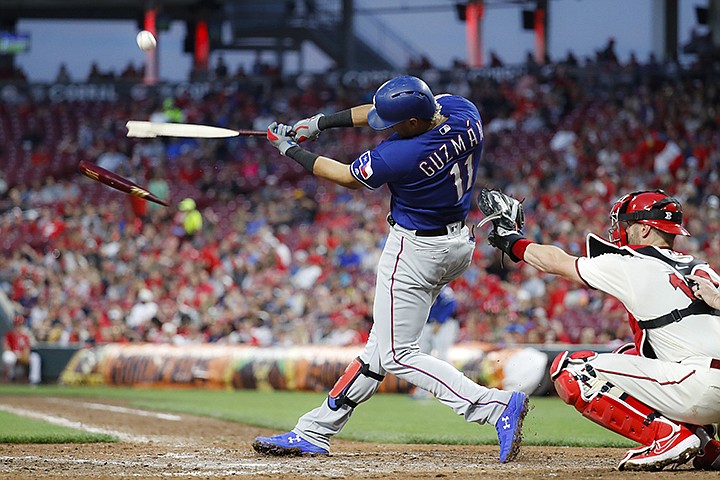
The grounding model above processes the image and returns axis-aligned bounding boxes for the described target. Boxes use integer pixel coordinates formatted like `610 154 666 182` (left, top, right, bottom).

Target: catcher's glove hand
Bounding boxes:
477 188 527 263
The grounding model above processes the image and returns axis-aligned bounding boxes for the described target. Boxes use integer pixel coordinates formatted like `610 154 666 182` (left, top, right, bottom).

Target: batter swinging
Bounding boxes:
254 76 528 462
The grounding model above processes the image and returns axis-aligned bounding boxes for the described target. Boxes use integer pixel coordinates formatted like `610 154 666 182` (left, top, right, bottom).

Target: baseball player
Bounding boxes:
421 286 459 360
2 315 41 384
254 76 528 462
412 285 460 399
478 188 720 471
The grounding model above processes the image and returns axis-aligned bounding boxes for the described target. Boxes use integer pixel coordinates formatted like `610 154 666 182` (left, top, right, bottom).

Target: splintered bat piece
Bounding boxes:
77 160 169 207
126 121 265 139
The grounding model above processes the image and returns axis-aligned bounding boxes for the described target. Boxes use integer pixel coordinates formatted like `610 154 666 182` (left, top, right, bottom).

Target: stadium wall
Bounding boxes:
58 343 551 395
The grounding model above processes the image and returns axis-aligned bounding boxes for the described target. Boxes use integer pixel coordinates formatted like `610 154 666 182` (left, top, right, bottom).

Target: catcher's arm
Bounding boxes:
523 244 582 284
477 188 582 283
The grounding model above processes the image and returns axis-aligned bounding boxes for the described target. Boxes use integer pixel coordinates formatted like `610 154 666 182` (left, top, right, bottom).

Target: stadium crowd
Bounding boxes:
1 51 719 351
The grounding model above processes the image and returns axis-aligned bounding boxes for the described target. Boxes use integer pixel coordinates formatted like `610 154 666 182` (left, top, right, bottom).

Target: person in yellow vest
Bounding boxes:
178 198 202 247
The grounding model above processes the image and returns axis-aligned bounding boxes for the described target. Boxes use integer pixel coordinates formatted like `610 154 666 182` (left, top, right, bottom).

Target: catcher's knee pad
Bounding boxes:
327 357 384 411
550 350 598 380
551 350 600 409
553 370 587 409
552 350 682 446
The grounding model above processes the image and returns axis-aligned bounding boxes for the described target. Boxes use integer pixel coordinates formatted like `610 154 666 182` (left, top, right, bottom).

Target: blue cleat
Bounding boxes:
495 391 529 463
252 431 329 456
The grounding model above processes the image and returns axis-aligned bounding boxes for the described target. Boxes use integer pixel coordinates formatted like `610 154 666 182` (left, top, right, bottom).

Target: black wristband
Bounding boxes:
318 110 353 130
285 146 319 173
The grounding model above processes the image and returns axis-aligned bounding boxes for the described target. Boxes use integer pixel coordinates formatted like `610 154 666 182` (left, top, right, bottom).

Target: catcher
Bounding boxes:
477 188 720 471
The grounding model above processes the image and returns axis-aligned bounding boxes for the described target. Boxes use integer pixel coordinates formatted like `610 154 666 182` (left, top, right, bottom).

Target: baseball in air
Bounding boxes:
136 30 157 51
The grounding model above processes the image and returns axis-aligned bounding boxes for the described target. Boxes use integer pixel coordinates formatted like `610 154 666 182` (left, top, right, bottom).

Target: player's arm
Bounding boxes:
318 103 372 130
291 105 373 142
267 122 362 189
488 233 583 284
522 243 583 284
313 156 363 189
478 188 583 284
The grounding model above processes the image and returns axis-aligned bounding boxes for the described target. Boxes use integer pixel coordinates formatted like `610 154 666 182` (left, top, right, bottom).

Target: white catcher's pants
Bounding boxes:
295 223 513 450
587 353 720 426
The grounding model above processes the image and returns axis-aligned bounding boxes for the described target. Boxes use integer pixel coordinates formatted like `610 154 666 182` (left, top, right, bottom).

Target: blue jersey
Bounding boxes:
350 94 484 230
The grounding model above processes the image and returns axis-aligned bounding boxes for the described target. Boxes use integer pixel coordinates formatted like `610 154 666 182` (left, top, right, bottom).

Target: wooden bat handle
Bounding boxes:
235 129 265 136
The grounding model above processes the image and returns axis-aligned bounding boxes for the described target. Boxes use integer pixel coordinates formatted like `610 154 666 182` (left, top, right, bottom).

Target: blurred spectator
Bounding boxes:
147 167 170 211
177 198 203 245
1 55 719 351
489 51 504 67
97 142 129 172
126 288 159 330
2 315 41 384
55 63 71 83
214 55 229 80
596 37 619 65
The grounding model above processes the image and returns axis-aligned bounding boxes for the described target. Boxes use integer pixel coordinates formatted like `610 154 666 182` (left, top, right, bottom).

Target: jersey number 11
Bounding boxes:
450 153 475 201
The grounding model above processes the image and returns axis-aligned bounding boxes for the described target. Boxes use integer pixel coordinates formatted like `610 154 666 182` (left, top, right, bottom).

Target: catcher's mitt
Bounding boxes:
476 188 525 232
476 188 526 265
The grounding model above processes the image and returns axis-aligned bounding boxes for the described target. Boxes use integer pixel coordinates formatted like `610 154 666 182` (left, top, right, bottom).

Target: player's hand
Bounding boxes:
478 188 526 263
488 228 525 263
292 114 324 143
267 122 298 156
686 274 720 309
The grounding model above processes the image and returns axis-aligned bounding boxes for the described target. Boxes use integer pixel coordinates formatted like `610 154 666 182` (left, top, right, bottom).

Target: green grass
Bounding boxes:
0 385 634 447
0 410 117 443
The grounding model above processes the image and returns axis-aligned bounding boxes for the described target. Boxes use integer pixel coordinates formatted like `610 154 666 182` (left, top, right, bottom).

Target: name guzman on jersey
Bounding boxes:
419 118 483 177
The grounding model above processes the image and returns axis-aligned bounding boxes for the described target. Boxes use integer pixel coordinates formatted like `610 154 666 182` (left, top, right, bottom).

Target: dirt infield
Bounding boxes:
0 395 714 479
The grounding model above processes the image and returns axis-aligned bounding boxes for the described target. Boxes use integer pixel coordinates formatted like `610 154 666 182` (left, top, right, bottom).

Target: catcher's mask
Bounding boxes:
608 189 690 246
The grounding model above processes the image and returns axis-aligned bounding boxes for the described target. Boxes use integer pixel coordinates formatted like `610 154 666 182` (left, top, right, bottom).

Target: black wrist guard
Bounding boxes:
318 110 353 130
285 146 319 173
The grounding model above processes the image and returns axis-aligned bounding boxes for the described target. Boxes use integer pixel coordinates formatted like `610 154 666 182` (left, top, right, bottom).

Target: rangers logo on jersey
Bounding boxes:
355 151 374 180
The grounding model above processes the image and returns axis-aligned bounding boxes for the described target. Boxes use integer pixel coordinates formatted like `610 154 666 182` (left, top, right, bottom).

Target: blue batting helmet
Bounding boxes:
367 76 437 130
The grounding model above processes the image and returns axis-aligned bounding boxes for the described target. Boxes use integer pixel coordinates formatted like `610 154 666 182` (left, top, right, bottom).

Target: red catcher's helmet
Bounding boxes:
608 190 690 246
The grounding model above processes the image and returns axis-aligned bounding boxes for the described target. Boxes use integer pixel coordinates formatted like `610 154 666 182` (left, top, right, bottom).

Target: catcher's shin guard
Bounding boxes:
327 357 385 411
551 351 685 447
